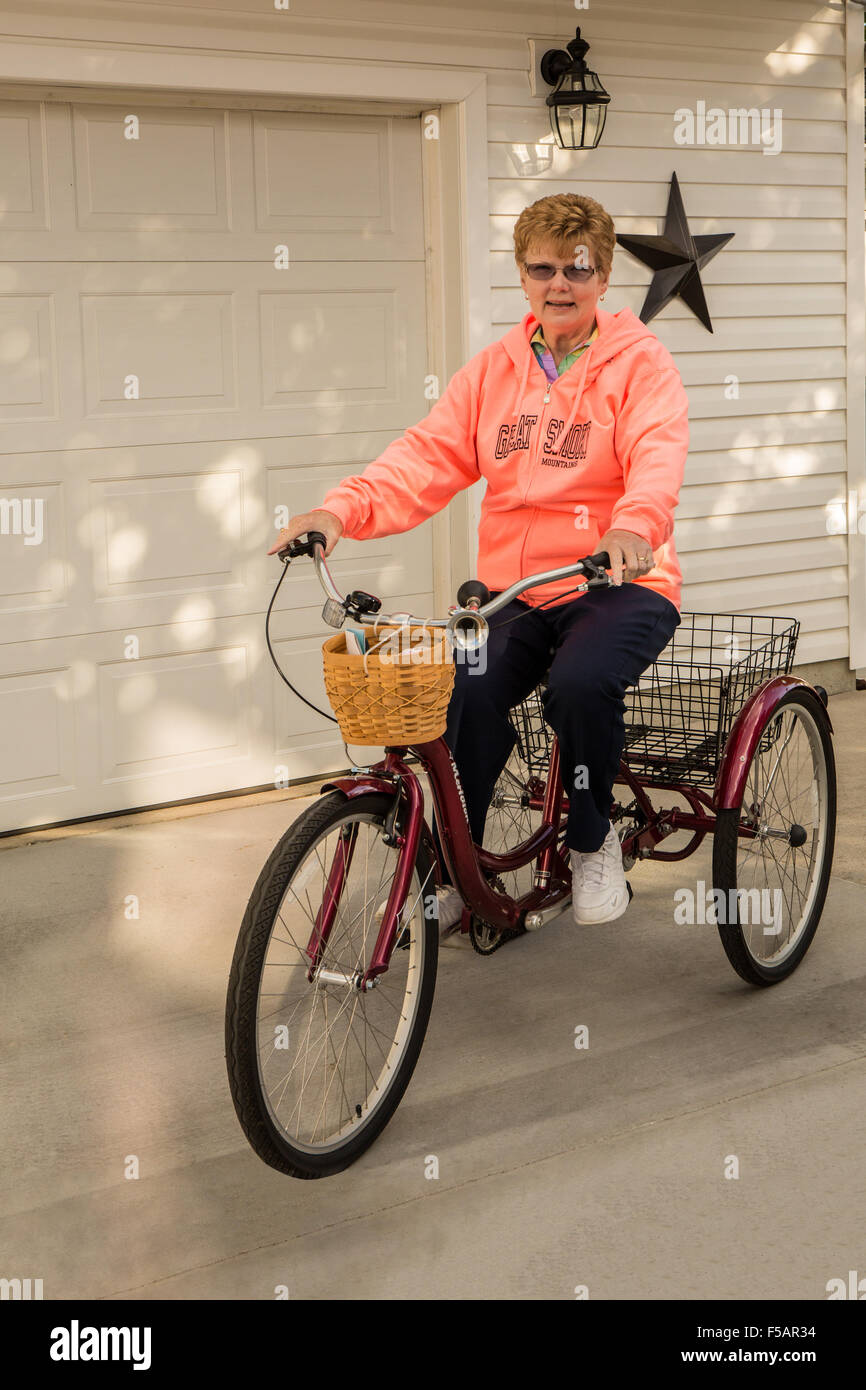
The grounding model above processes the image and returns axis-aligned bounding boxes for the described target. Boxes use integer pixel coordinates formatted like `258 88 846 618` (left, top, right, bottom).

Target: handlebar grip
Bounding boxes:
280 529 328 559
583 551 611 571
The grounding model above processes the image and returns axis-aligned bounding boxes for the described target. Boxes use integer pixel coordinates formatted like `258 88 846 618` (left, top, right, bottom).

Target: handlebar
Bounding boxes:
278 531 613 652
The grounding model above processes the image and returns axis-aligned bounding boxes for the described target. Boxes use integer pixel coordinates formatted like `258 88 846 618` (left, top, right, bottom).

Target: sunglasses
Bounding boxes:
524 262 599 283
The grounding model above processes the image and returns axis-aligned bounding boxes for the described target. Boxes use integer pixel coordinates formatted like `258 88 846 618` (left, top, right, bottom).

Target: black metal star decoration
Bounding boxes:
615 172 734 333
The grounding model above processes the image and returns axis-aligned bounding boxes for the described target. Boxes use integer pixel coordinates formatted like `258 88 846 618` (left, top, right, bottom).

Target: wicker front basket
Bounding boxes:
322 624 455 745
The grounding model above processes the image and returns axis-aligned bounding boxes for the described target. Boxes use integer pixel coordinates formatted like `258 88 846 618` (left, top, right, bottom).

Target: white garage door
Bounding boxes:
0 96 434 833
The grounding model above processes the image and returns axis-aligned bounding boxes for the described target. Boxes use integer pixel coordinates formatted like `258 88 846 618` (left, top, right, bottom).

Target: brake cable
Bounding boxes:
265 559 339 725
482 579 602 633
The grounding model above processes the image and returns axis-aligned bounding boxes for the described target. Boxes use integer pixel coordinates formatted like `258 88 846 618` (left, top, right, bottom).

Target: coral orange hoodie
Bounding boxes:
320 306 689 610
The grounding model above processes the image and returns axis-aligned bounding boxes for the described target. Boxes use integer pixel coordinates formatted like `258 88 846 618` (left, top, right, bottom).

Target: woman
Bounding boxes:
272 193 688 930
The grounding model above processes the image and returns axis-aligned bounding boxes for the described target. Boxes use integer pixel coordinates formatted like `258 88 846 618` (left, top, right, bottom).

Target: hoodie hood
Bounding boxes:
503 306 663 385
503 307 663 446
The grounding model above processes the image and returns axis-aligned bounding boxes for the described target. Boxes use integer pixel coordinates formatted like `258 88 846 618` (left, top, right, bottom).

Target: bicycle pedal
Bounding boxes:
440 914 474 950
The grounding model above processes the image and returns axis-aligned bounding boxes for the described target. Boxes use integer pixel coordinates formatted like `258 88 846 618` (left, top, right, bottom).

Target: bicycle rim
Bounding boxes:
717 695 834 974
253 809 434 1156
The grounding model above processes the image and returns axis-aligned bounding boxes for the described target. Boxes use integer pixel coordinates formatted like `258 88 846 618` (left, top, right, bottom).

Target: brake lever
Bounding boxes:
580 557 613 587
583 553 608 581
278 529 328 562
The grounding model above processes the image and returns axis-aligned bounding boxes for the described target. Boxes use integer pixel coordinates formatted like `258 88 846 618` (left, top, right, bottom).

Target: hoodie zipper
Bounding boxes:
520 343 595 592
517 506 539 601
523 380 554 504
517 378 553 595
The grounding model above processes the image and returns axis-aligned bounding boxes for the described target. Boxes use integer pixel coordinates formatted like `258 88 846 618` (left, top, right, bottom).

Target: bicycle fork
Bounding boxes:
306 764 426 991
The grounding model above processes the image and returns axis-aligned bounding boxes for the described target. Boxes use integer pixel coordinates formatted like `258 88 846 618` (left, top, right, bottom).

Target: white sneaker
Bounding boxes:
432 885 465 937
571 823 631 925
374 886 464 938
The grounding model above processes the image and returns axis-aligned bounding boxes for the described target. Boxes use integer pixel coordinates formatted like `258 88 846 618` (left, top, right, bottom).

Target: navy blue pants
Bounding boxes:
432 582 681 877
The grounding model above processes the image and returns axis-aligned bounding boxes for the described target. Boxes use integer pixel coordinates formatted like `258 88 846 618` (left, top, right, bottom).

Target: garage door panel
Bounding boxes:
99 645 250 782
0 435 425 646
82 616 274 815
258 267 426 418
0 100 47 229
0 667 76 798
0 263 426 452
72 105 230 231
271 637 336 745
81 291 237 416
252 111 407 236
0 616 267 828
6 104 422 262
0 296 56 418
262 290 399 406
90 471 244 600
0 482 64 612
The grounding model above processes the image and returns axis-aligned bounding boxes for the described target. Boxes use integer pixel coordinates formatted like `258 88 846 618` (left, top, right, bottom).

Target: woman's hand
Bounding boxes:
268 509 344 559
597 529 656 586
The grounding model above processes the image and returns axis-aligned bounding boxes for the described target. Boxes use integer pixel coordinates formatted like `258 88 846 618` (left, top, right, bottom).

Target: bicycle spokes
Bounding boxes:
255 814 431 1152
736 704 827 965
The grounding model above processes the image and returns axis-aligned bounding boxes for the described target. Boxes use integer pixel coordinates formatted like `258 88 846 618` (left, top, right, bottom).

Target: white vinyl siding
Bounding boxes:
485 8 849 666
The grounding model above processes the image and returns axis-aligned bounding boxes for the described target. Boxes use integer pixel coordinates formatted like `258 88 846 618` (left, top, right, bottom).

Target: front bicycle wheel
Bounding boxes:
712 688 836 985
225 791 438 1178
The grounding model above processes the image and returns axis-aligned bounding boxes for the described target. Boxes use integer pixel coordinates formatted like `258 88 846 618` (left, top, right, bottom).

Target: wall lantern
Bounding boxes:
540 27 610 150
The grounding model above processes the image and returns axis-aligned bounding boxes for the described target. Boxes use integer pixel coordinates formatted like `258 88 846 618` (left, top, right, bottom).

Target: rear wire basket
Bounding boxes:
507 613 799 790
622 612 799 786
508 684 551 781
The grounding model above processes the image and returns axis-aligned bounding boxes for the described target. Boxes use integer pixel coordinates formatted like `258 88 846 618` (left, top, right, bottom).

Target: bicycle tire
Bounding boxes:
225 791 438 1177
712 689 836 986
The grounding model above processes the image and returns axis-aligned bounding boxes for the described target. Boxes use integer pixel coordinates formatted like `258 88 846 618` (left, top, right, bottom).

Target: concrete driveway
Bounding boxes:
1 691 863 1301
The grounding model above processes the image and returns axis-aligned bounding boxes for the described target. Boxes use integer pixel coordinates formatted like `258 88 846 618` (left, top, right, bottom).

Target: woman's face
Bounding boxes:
519 237 609 342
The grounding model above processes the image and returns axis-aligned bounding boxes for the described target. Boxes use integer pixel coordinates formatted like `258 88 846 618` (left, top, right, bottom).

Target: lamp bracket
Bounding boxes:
540 47 571 87
540 27 590 88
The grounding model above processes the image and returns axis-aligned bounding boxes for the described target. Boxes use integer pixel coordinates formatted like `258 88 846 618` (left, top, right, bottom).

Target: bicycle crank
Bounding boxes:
470 874 517 955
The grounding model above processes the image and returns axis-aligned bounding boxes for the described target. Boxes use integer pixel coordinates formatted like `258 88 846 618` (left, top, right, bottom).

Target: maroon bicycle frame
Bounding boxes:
314 673 830 988
317 734 571 986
